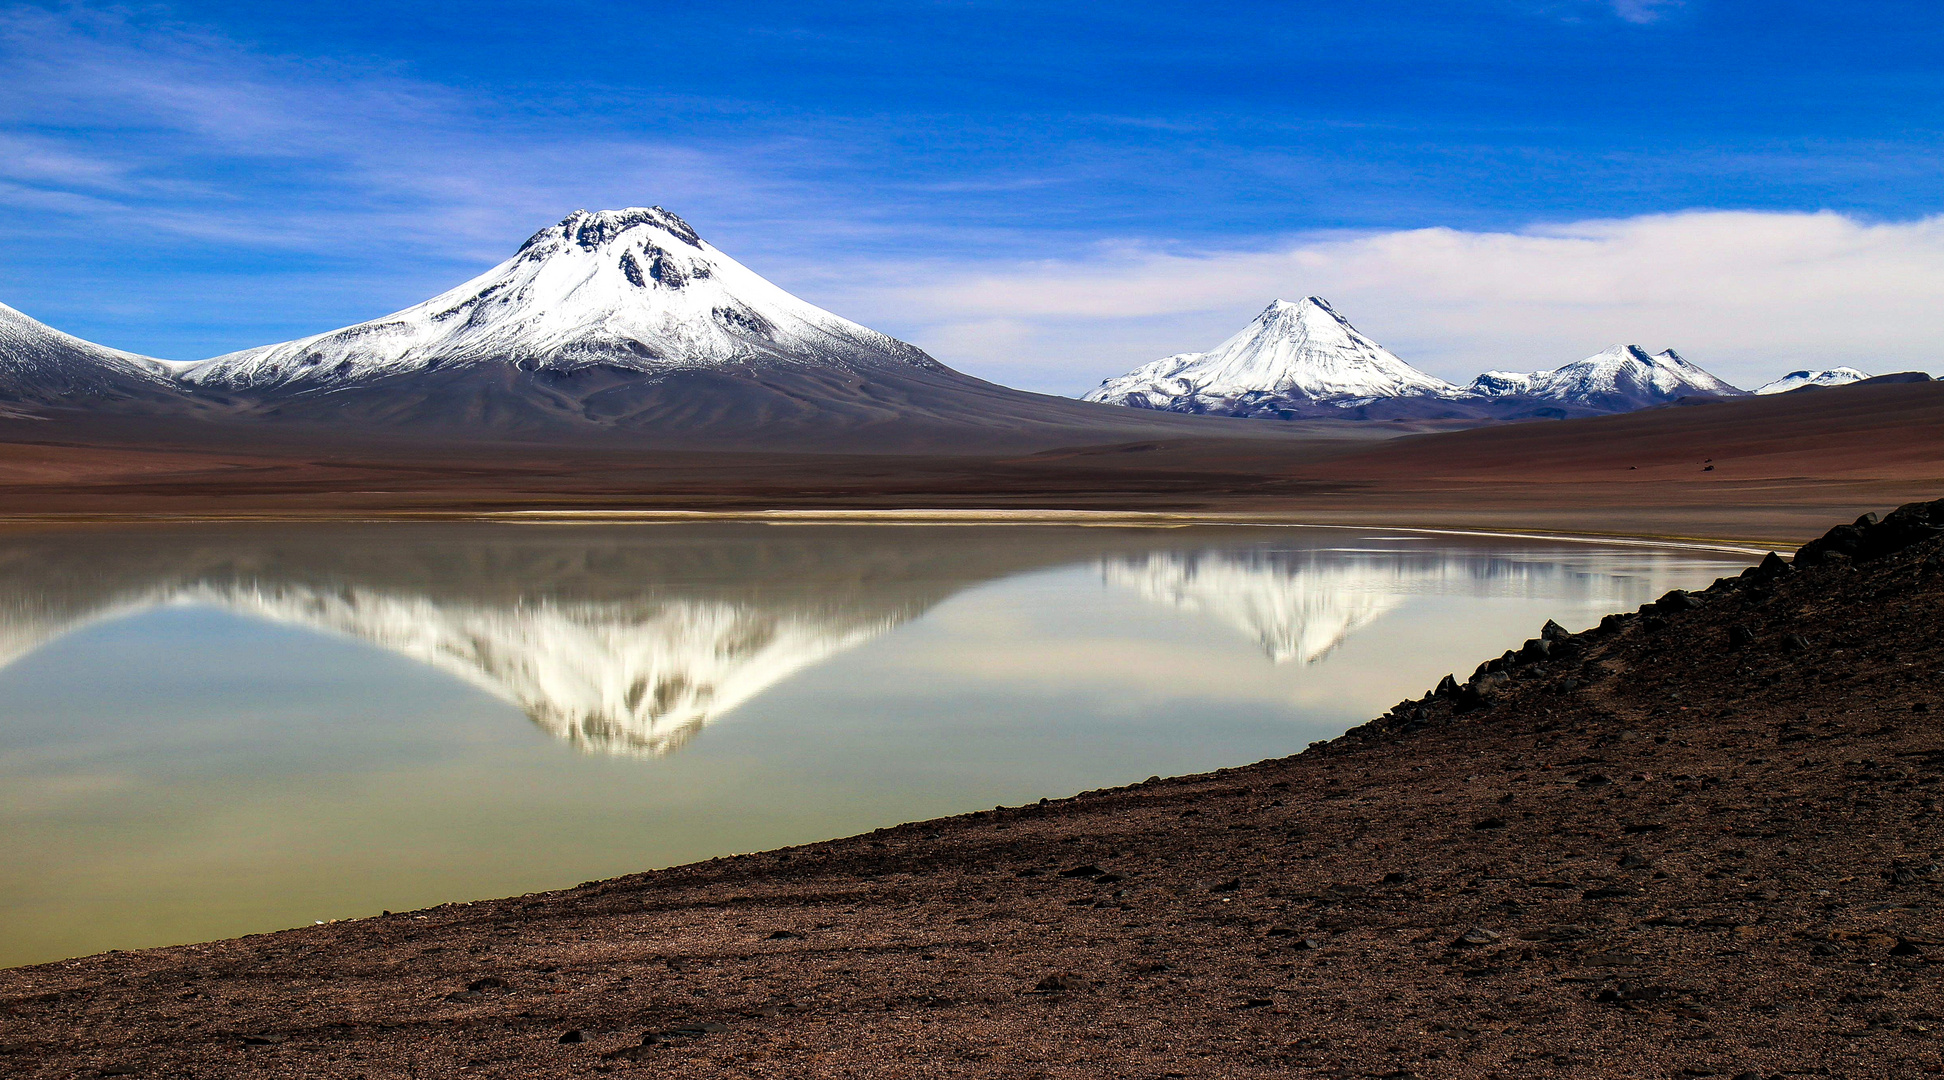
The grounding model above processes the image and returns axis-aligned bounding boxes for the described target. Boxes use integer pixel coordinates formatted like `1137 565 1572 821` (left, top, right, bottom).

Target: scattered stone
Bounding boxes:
1034 974 1083 993
1594 983 1678 1004
1582 951 1649 967
1576 774 1613 789
1208 878 1241 893
1453 926 1501 947
1656 590 1704 612
766 930 805 940
1472 817 1508 830
1058 865 1105 879
558 1030 585 1044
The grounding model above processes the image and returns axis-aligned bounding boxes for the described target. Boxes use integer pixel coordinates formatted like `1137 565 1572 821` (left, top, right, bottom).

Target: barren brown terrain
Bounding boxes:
1 501 1940 1078
2 381 1940 546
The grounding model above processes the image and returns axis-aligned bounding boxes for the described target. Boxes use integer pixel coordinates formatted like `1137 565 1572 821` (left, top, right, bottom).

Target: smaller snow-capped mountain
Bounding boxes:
1469 345 1743 412
0 301 186 409
1754 367 1871 395
1083 298 1459 418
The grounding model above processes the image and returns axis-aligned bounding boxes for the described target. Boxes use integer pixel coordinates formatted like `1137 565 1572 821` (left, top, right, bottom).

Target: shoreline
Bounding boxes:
0 508 1788 554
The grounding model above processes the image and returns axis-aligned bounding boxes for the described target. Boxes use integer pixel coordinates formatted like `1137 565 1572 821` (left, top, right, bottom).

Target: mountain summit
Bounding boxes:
184 207 940 392
1084 298 1457 418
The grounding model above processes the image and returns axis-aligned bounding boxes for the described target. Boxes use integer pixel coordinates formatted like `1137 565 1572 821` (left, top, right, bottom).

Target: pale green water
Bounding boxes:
0 523 1751 967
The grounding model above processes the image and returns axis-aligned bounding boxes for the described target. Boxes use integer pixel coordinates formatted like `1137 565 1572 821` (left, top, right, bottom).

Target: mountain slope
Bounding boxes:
0 302 187 411
1083 298 1460 419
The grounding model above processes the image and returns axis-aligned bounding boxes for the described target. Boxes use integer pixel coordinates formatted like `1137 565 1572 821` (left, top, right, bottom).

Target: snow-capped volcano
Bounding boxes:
1754 367 1871 395
183 207 940 391
0 301 185 408
1083 298 1458 417
1465 345 1743 412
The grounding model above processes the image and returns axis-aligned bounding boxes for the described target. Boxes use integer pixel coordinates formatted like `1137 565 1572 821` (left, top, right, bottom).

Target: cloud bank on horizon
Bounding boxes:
851 211 1944 394
0 0 1939 395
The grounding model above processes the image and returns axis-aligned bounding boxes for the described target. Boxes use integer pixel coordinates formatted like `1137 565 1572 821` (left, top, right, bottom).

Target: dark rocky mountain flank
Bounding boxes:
3 500 1940 1077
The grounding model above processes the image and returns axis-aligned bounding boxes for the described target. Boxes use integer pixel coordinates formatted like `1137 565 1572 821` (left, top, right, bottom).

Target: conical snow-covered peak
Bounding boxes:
1754 367 1871 395
1083 297 1455 412
1511 344 1743 410
181 205 940 391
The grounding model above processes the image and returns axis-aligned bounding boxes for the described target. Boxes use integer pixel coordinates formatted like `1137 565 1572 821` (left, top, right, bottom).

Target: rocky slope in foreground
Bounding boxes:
2 504 1942 1078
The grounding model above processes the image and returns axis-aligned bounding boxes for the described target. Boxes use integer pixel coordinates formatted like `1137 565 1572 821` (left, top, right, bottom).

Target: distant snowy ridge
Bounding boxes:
181 207 941 391
1083 298 1458 415
1467 345 1745 412
1084 300 1748 420
1754 367 1871 395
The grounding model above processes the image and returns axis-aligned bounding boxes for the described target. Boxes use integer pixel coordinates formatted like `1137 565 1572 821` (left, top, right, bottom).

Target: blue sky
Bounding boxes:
2 0 1941 391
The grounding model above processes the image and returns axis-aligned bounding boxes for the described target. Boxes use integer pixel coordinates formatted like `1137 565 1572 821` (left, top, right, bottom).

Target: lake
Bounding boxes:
0 522 1754 967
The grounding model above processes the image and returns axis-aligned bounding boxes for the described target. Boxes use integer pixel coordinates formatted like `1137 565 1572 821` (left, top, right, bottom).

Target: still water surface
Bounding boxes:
0 523 1752 967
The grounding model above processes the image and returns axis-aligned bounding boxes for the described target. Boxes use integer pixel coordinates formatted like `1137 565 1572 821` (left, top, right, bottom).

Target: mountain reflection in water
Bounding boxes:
0 525 1735 755
1103 544 1654 665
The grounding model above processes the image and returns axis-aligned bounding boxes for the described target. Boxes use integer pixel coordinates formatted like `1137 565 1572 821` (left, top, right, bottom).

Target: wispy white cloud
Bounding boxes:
829 211 1944 393
0 5 893 267
1608 0 1684 24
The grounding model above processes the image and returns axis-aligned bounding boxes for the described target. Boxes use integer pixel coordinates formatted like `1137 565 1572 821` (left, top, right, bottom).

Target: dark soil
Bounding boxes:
2 504 1942 1078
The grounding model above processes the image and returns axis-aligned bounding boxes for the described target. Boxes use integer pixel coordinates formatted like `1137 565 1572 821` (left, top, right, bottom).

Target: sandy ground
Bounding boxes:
1 503 1941 1077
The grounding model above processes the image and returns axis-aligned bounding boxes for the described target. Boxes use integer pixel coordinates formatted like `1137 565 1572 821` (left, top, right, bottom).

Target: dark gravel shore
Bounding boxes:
3 503 1942 1079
